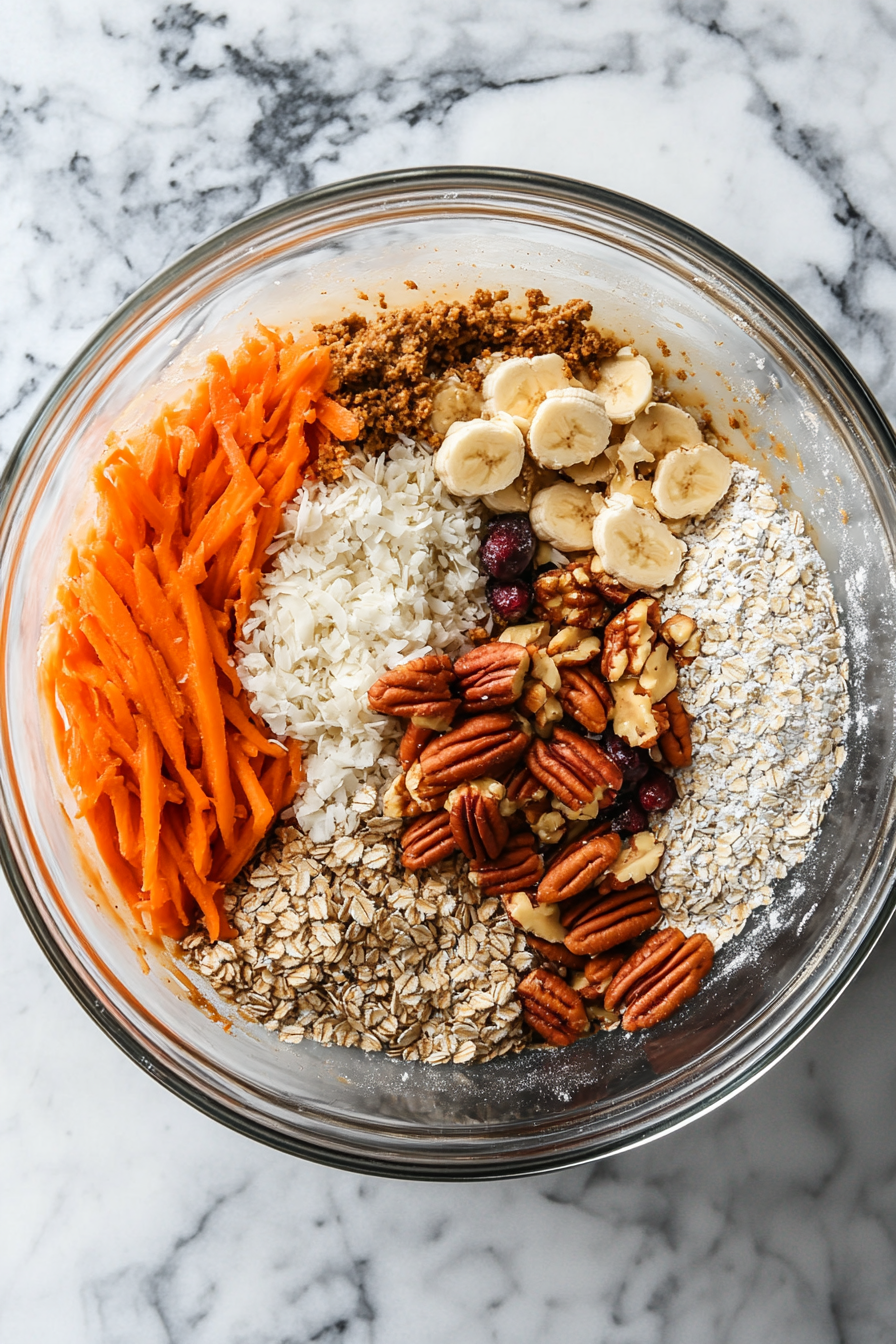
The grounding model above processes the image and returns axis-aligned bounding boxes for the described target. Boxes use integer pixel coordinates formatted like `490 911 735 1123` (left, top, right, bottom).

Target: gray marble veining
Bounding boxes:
3 2 896 1340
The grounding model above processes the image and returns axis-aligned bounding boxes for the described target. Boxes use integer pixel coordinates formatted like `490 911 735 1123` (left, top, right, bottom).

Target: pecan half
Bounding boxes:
454 642 530 712
500 761 547 813
537 824 623 904
526 934 588 968
557 664 613 734
367 654 459 722
589 561 637 606
580 948 630 998
600 598 661 682
658 688 693 767
533 563 610 628
470 831 544 895
517 966 589 1045
528 726 624 811
418 712 531 790
604 928 714 1030
398 721 437 771
560 882 663 956
446 777 509 862
400 810 458 871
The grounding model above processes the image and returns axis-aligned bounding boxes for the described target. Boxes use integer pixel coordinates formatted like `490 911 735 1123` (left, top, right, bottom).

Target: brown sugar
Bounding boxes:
315 289 618 454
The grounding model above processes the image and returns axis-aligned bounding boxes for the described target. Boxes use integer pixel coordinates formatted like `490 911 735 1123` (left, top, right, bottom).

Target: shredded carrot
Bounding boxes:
40 326 358 941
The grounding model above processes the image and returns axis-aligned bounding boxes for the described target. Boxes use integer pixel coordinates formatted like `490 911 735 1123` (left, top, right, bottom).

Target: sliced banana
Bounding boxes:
482 353 572 425
594 350 654 423
608 473 658 514
528 388 612 470
630 402 702 460
616 434 655 477
433 413 525 498
530 482 599 552
592 492 686 589
651 443 732 518
483 460 557 513
430 377 483 437
564 453 615 485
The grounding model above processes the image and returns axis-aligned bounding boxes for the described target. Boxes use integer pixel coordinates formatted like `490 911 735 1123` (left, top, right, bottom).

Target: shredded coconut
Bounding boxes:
237 442 487 841
655 464 849 945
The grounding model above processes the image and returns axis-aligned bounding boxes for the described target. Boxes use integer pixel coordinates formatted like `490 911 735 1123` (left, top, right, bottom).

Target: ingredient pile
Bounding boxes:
43 290 848 1064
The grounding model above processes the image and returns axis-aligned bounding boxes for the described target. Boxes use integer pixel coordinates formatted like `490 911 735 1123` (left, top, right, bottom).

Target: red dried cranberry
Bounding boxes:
487 579 533 622
609 800 649 834
601 730 650 784
481 515 536 580
638 769 677 813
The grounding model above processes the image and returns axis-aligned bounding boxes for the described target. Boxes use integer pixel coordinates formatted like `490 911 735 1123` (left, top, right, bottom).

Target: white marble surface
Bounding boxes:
4 1 896 1339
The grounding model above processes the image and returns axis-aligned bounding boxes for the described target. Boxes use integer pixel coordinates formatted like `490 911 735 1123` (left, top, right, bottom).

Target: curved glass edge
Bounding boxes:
4 166 896 1178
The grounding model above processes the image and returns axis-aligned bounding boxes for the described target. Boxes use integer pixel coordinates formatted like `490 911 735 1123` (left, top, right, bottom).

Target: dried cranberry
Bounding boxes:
638 769 678 813
609 800 649 834
487 579 533 623
601 731 650 784
481 515 536 580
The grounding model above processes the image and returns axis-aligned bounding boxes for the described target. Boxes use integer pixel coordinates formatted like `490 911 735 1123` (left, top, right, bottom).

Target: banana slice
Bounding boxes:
651 444 732 518
528 388 612 470
430 377 483 437
592 492 686 589
616 434 655 477
433 413 525 498
608 473 657 513
483 460 557 512
630 402 702 460
530 482 599 552
564 453 615 485
594 350 654 423
482 353 572 425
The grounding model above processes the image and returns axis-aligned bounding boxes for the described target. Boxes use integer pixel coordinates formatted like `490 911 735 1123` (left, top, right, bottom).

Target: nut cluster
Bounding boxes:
366 590 709 1047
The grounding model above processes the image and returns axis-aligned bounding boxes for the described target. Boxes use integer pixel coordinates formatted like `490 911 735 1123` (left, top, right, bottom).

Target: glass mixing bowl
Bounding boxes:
3 167 896 1179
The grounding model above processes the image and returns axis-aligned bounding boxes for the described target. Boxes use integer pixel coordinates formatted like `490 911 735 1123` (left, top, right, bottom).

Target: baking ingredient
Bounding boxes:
638 770 678 813
655 464 849 945
237 444 487 842
527 388 612 469
529 482 599 551
182 814 535 1064
40 326 346 939
481 515 536 579
482 353 572 423
486 579 533 622
629 402 703 459
601 731 651 783
651 443 733 518
433 413 525 496
592 492 687 589
593 351 654 422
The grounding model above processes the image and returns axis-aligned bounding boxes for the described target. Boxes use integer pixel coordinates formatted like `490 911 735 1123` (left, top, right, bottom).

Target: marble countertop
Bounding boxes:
4 2 896 1339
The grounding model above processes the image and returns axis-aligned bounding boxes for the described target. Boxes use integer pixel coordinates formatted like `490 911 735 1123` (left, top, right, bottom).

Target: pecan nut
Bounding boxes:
398 721 437 771
525 934 588 968
446 778 509 862
517 966 589 1045
579 948 630 999
418 712 531 790
560 882 663 956
533 563 610 628
557 664 613 734
604 928 714 1030
600 598 661 682
400 810 458 871
537 824 623 904
658 688 693 767
500 761 548 813
367 654 459 722
454 642 530 711
527 726 624 811
470 831 544 895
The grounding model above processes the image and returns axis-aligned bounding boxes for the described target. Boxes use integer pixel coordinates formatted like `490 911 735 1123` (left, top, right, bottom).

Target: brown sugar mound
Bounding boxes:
315 289 618 454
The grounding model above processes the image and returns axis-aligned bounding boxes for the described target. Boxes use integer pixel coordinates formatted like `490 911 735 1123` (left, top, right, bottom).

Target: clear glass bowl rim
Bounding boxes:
4 165 896 1180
